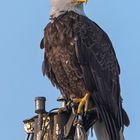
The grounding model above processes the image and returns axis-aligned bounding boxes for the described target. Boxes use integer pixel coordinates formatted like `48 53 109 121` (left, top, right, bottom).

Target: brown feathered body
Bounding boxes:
40 11 129 140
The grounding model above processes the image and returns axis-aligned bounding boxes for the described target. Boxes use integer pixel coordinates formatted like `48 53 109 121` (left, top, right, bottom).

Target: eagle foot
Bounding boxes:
72 93 90 114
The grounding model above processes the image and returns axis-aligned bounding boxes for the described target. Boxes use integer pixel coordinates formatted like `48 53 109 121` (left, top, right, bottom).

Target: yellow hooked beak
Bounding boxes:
76 0 88 3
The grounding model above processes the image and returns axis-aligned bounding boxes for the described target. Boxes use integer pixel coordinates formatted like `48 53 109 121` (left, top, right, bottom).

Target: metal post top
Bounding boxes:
35 96 46 101
35 96 46 114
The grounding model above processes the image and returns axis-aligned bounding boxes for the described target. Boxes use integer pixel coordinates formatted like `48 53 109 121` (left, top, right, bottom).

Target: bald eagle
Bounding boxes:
40 0 130 140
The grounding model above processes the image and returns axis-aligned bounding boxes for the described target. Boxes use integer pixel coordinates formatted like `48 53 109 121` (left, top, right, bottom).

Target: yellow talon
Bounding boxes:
72 98 82 103
72 93 90 114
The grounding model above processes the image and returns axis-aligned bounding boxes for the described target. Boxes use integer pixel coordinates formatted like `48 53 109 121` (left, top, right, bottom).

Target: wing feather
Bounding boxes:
73 14 123 140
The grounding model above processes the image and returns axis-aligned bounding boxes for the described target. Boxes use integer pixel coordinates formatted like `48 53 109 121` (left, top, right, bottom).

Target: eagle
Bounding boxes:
40 0 130 140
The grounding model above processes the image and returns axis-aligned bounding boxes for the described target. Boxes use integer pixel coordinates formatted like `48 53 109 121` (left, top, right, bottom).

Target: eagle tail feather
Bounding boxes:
94 121 125 140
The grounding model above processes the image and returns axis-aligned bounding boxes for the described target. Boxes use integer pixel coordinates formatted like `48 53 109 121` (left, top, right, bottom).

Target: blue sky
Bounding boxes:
0 0 139 139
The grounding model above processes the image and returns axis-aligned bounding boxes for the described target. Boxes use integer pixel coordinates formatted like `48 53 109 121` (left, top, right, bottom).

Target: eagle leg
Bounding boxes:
72 93 90 114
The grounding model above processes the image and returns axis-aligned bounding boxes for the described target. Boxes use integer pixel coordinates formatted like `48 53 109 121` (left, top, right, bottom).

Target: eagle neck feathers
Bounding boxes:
50 1 86 18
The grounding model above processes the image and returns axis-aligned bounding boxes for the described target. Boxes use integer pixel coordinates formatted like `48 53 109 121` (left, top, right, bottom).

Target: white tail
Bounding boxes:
93 121 125 140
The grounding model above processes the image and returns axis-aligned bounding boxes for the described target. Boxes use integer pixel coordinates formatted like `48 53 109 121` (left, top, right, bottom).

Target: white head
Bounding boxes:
50 0 88 18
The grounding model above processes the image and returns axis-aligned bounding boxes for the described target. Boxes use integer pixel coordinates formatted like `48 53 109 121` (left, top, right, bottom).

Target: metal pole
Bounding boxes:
35 97 46 140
